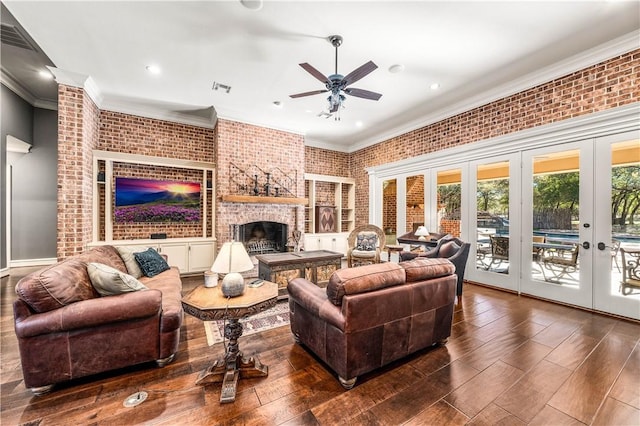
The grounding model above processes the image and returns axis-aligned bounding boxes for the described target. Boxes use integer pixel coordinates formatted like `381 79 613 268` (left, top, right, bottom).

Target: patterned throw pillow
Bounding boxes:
87 262 148 296
134 248 171 277
356 232 378 251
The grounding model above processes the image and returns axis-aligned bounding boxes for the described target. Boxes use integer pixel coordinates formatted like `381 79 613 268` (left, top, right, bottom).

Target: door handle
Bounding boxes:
597 242 612 251
582 241 590 249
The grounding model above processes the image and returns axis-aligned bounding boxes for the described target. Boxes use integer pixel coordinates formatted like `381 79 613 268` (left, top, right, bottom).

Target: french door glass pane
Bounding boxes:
611 140 640 299
436 169 461 237
531 149 580 287
383 179 397 246
476 161 509 273
406 175 424 233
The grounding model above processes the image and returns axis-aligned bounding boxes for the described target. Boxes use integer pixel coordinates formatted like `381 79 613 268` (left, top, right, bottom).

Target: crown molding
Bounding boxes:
303 138 349 152
100 98 218 129
347 30 640 154
215 112 305 136
1 68 36 104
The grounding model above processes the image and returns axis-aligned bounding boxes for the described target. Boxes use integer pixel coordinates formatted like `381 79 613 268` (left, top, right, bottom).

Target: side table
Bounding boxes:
181 280 278 403
385 244 404 262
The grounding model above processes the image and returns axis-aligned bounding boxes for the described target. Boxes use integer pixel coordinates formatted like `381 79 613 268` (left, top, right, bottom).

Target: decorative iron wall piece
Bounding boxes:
229 162 297 198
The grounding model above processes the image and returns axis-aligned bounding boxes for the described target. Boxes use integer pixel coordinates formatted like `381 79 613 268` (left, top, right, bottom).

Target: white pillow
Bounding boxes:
87 262 147 296
115 246 151 279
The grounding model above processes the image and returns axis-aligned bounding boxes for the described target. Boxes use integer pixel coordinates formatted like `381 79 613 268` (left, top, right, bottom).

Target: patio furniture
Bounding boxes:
485 235 509 272
540 243 579 282
620 248 640 295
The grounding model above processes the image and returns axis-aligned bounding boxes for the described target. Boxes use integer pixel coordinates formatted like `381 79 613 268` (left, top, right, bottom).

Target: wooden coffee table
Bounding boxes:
181 280 278 403
255 250 343 299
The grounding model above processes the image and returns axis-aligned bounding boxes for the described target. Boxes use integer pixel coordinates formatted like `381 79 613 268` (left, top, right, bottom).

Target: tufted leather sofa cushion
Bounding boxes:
15 246 128 313
326 262 406 305
400 257 455 282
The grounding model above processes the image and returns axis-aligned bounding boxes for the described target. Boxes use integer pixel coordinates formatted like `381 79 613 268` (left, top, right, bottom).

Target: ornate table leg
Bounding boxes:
195 318 269 403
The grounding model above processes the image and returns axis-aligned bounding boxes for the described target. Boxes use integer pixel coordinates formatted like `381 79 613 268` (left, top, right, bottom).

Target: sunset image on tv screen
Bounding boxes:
115 178 201 223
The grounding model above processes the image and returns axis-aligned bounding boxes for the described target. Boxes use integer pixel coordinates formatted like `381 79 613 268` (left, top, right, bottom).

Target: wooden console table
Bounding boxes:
256 250 343 299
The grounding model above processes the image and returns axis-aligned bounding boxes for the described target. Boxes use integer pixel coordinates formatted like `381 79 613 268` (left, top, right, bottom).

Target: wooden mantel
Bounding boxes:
221 195 308 205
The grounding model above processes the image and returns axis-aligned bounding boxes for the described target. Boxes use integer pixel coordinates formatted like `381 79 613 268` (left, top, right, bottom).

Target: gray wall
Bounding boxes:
2 84 57 264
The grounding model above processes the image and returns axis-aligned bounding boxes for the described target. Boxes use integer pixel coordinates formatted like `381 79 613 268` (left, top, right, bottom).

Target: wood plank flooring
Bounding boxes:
1 267 639 425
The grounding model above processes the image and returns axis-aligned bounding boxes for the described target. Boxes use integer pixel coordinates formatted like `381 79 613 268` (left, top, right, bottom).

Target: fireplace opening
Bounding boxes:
235 221 288 255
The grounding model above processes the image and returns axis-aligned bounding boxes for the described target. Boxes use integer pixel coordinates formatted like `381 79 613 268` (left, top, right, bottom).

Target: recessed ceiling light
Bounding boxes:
38 70 53 79
145 65 161 75
355 121 364 128
240 0 263 10
430 83 440 90
388 64 405 74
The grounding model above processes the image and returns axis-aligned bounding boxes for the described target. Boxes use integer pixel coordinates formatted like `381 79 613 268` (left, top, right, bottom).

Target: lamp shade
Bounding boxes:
415 226 429 241
211 241 254 297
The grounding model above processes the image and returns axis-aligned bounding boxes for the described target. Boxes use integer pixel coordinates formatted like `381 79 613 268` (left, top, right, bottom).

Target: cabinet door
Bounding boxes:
188 242 215 272
333 233 348 256
304 235 321 251
157 243 188 271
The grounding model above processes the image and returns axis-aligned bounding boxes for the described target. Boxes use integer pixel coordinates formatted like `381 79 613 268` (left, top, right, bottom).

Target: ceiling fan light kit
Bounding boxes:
290 34 382 121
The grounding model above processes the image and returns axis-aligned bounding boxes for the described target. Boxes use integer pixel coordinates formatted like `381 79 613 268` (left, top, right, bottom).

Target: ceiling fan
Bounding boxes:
290 35 382 117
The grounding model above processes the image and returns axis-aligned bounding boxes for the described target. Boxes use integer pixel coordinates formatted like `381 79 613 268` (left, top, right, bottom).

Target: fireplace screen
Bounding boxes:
236 221 288 255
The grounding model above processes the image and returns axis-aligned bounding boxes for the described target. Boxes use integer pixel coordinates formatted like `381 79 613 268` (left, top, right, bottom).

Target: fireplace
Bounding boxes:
235 221 288 255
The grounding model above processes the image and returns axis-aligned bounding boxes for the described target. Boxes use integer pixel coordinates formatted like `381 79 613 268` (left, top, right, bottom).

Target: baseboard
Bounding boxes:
9 258 57 268
0 268 9 278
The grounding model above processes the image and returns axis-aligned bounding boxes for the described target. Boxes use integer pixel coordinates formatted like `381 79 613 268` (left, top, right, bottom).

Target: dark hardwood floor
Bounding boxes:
1 267 639 425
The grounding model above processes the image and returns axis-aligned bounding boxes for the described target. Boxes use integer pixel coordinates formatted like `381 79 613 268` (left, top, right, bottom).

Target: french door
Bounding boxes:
465 154 521 292
521 141 593 308
592 131 640 319
521 132 640 319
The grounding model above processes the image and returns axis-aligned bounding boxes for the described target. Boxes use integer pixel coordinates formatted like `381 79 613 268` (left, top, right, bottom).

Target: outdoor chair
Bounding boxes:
620 248 640 295
485 235 509 272
541 243 579 282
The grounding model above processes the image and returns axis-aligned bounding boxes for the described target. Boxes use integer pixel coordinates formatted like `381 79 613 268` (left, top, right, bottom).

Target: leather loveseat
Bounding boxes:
13 245 183 395
287 258 456 389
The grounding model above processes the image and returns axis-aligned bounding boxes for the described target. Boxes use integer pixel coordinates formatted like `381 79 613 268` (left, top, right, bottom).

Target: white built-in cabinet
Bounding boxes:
303 173 355 256
88 238 216 274
90 151 217 275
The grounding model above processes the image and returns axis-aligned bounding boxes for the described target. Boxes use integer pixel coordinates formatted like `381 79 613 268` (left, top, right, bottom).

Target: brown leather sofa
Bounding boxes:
288 258 456 389
13 245 183 395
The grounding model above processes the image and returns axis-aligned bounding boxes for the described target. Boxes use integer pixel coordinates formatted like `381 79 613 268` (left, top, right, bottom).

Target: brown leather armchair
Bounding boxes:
400 236 470 296
288 258 457 389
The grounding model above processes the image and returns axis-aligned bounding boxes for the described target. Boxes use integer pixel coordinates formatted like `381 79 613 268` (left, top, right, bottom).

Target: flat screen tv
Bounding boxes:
115 177 201 223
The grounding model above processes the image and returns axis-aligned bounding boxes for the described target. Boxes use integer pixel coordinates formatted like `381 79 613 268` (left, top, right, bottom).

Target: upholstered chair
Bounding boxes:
400 236 470 295
346 224 386 267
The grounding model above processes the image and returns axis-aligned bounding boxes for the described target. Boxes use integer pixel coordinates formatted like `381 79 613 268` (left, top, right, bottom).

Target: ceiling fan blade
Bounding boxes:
345 87 382 101
342 61 378 87
289 89 328 98
299 63 329 84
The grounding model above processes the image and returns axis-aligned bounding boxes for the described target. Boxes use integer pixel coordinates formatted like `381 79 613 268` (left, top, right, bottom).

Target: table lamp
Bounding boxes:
211 241 254 297
415 226 429 241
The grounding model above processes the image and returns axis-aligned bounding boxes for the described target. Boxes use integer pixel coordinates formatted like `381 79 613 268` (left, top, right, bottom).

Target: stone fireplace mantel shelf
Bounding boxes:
221 195 308 205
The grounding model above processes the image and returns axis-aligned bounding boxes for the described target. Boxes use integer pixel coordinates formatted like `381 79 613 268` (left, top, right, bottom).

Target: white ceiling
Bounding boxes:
3 1 639 152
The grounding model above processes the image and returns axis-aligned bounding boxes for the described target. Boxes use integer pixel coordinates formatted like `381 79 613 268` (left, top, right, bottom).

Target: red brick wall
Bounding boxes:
305 146 349 176
57 85 100 259
350 50 640 227
216 119 305 247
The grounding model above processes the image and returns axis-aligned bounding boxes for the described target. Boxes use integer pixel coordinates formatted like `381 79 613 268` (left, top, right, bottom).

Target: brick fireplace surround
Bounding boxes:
56 50 638 259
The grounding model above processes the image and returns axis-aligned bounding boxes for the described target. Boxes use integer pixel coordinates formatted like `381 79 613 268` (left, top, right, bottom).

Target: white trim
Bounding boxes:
0 268 9 278
216 113 304 136
303 173 355 184
10 258 57 268
367 103 640 177
1 68 58 111
100 100 217 130
6 135 32 153
349 30 640 154
93 150 215 170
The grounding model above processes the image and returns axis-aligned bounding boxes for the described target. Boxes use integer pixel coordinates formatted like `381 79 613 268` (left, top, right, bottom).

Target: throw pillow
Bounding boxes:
115 246 150 279
356 232 378 251
87 262 148 296
134 248 170 277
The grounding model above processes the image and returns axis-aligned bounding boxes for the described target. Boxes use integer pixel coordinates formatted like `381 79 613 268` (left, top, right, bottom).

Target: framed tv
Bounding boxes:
115 177 201 223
